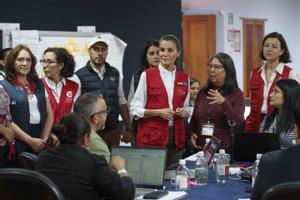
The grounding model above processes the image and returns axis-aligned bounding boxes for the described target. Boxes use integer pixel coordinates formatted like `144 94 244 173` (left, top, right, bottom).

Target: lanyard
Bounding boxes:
207 104 212 123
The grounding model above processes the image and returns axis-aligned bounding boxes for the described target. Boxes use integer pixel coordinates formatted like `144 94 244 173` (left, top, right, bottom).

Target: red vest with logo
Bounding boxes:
245 65 291 132
43 79 79 125
137 67 188 149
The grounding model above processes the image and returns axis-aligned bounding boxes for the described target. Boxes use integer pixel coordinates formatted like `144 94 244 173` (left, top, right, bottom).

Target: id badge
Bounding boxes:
201 123 214 136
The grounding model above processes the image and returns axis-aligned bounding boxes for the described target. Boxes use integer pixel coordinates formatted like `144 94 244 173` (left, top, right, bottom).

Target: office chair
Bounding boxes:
18 152 38 170
0 168 65 200
262 181 300 200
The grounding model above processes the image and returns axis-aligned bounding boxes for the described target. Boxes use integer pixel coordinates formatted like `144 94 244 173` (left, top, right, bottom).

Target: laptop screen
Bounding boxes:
233 132 280 162
111 147 167 189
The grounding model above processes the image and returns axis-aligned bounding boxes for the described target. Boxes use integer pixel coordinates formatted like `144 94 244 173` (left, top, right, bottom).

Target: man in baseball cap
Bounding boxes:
87 36 108 49
75 36 133 149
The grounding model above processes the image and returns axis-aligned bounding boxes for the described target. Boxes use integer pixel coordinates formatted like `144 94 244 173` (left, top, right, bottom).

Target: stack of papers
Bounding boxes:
184 152 200 162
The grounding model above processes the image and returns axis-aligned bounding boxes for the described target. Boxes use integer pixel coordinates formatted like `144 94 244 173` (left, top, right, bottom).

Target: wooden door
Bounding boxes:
242 18 266 97
182 15 216 87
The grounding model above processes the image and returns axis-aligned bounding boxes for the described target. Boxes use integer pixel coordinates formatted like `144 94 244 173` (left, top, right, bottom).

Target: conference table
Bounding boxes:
164 163 251 200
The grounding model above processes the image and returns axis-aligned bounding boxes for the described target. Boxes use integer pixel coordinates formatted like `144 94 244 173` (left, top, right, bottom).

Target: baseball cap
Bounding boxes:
87 36 108 49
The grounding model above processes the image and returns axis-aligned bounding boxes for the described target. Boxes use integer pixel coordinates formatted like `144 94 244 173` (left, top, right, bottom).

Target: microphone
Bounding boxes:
228 120 236 164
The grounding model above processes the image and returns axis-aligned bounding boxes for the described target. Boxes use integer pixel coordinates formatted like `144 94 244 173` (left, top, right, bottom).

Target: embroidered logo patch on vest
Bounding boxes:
66 91 73 98
178 89 186 96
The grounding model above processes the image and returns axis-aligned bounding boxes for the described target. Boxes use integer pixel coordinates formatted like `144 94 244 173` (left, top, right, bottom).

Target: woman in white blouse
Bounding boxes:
1 44 53 158
130 35 189 166
41 47 80 125
246 32 299 133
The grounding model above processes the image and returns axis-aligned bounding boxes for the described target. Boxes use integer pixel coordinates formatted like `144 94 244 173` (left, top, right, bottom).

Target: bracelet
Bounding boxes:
117 169 128 175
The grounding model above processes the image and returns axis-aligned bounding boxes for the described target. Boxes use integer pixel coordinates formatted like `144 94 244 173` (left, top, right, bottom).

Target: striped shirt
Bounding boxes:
260 115 295 149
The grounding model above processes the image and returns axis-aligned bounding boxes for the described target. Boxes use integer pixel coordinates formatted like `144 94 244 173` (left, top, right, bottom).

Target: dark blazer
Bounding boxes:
252 144 300 200
36 144 135 200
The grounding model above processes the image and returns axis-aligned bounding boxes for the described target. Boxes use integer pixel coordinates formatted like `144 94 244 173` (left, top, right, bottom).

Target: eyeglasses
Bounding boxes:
90 107 110 118
208 63 224 71
40 60 58 66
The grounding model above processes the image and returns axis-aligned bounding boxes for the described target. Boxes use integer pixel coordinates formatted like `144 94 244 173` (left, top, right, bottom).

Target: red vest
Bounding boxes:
137 67 188 149
43 79 79 125
245 65 291 132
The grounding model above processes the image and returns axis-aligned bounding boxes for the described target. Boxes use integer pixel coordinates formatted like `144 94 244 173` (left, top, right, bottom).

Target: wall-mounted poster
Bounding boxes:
234 30 241 52
8 30 127 78
227 29 235 41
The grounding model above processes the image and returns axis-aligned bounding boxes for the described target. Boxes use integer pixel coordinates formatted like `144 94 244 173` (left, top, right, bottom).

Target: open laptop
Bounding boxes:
233 132 280 162
111 146 167 196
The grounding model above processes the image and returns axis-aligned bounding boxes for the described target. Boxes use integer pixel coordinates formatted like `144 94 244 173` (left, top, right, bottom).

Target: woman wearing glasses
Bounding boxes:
0 44 53 158
190 52 245 152
41 47 80 125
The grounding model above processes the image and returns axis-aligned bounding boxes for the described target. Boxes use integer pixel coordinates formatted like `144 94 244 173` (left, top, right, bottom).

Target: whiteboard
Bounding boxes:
2 30 127 78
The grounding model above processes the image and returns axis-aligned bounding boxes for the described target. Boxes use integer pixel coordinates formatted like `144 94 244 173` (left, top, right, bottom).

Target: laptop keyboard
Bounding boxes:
135 188 155 197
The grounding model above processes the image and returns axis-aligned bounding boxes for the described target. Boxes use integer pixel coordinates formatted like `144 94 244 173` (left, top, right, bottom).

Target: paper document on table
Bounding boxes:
184 152 200 161
135 191 187 200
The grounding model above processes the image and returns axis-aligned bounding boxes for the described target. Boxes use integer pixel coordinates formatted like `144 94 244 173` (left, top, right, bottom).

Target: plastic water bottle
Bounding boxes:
175 159 190 191
195 151 208 186
216 149 229 184
251 153 262 187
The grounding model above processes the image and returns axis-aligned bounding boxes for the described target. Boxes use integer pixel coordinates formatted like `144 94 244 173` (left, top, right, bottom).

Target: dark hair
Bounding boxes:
159 34 181 52
264 79 300 134
140 39 159 69
0 48 12 71
190 77 200 86
52 113 91 144
0 48 12 60
294 104 300 130
43 47 75 78
204 52 239 95
5 45 39 83
260 32 291 63
74 92 104 118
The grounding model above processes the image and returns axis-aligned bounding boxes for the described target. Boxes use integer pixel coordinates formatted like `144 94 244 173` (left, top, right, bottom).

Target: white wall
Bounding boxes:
182 0 300 91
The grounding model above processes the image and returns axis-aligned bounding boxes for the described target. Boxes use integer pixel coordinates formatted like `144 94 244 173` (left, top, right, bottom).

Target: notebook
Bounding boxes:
111 147 167 196
233 132 280 162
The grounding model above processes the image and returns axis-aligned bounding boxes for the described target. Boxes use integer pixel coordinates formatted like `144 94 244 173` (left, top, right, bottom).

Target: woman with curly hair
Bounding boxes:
41 47 80 125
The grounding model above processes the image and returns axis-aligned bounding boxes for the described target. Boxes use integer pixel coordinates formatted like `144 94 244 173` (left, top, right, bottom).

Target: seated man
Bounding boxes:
74 92 110 163
252 104 300 200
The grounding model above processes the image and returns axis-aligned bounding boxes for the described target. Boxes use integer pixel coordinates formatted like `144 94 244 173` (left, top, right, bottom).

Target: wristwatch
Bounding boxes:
117 169 128 175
